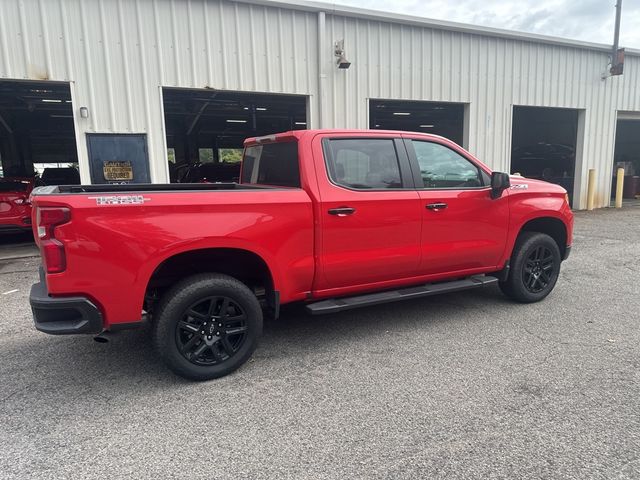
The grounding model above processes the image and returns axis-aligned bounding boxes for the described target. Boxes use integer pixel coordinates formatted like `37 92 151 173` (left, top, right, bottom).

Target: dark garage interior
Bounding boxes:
162 88 307 183
0 80 78 180
369 99 465 146
511 106 579 202
611 119 640 199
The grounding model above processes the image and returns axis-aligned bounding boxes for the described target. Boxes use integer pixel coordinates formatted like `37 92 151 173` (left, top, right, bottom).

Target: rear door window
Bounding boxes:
324 139 403 189
241 142 300 187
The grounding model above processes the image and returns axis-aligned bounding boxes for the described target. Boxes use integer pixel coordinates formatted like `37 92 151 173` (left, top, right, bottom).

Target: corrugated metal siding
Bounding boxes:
0 0 638 208
324 13 640 208
0 0 318 185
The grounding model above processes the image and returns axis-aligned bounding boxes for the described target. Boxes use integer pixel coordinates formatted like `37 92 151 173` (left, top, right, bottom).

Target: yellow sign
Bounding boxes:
103 161 133 181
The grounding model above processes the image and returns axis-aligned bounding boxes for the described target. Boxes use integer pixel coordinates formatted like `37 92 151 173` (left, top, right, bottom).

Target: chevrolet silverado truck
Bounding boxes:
29 130 573 380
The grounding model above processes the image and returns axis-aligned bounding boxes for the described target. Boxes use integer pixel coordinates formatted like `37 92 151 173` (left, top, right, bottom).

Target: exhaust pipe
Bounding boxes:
93 331 116 343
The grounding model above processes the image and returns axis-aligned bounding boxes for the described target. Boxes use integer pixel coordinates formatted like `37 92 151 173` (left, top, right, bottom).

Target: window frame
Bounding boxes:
321 137 415 192
403 138 491 191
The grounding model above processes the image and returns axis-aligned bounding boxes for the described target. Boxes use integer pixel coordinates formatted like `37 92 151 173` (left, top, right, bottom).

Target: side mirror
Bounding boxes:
490 172 510 199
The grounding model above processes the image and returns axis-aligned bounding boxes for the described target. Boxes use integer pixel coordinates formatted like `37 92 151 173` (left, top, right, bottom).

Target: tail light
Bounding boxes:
36 207 71 274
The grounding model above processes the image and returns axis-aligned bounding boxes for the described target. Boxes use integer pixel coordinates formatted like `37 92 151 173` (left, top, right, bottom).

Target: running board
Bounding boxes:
306 275 499 315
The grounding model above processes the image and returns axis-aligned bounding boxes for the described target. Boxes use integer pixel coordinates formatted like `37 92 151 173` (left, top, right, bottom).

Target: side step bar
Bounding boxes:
306 275 499 315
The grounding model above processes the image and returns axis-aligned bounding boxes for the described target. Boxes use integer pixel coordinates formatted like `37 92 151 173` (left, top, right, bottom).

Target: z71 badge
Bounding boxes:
89 195 150 206
510 184 529 190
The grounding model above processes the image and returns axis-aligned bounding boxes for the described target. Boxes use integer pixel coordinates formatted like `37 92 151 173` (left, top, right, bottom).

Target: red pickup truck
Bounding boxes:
29 130 573 380
0 177 35 233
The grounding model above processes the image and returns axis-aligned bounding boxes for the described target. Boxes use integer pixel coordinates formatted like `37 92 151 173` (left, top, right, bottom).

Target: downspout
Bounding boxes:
317 11 326 129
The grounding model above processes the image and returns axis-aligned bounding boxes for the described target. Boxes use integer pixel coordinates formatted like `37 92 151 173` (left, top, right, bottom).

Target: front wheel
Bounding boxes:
499 232 562 303
152 273 263 380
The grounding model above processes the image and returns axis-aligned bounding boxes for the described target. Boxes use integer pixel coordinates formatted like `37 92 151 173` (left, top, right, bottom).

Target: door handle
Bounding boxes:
328 207 356 216
426 202 448 210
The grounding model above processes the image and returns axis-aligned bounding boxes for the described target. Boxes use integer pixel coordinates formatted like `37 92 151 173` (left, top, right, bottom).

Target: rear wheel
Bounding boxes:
499 232 561 303
152 273 263 380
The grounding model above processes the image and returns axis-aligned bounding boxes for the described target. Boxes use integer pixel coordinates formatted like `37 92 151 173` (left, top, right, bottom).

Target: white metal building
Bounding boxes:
0 0 639 208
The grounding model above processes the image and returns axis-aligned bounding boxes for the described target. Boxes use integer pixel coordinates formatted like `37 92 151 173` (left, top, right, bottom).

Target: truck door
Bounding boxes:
403 137 509 275
312 134 422 291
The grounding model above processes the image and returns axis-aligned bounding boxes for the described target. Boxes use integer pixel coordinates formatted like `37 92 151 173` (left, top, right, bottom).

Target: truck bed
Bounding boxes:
36 183 273 195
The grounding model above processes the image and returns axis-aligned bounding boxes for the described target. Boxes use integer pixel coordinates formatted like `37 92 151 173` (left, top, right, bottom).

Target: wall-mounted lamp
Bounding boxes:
79 107 89 119
334 40 351 69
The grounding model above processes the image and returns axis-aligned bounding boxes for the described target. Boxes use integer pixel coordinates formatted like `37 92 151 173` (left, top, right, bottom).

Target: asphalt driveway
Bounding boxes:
0 207 639 479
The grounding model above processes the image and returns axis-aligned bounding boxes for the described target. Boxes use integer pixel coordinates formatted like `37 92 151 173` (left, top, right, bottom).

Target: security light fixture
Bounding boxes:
295 122 307 125
335 40 351 69
419 124 435 128
79 107 89 118
42 99 62 103
226 119 247 123
393 112 411 116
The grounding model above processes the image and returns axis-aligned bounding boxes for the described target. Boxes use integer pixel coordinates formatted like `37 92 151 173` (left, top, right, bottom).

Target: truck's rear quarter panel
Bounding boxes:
34 189 314 327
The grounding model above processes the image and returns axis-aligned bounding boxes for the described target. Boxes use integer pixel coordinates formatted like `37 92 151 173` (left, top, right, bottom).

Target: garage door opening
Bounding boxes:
511 106 579 203
369 100 466 146
162 88 307 183
0 80 78 182
611 118 640 201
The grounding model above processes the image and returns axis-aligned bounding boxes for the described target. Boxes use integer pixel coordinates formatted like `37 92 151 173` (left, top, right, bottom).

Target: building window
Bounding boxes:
198 148 214 163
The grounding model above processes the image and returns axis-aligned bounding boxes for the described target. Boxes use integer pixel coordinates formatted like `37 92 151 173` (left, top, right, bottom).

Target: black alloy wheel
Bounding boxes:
499 231 562 303
522 245 555 294
176 296 248 366
152 273 263 380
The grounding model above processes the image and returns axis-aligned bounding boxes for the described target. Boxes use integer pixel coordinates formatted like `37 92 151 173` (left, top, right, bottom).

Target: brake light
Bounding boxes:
36 207 71 274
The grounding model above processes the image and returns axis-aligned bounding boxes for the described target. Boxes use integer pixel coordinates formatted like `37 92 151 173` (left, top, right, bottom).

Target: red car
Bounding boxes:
28 130 573 380
0 177 35 233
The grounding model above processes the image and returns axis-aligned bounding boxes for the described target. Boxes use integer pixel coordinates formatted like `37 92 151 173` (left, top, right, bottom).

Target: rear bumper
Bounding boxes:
30 279 103 335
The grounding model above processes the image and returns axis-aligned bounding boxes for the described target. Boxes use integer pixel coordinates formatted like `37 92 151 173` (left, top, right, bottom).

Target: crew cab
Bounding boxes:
29 130 573 380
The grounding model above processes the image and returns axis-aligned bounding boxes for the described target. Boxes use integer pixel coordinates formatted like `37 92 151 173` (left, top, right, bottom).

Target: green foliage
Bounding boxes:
167 148 176 164
219 148 243 163
199 148 214 163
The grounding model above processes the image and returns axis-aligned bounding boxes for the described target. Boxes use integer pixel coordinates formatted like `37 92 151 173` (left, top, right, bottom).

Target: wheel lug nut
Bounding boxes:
201 331 205 334
207 335 212 340
216 332 220 336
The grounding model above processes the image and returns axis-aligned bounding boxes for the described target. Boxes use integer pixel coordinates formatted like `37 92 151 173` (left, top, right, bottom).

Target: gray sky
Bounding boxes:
334 0 640 48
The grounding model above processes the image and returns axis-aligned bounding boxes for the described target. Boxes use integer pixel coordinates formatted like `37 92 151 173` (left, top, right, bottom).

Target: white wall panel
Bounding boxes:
0 0 318 184
322 13 640 208
0 0 638 208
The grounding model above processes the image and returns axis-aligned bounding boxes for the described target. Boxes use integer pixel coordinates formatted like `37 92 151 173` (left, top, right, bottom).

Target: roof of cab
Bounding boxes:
243 129 445 145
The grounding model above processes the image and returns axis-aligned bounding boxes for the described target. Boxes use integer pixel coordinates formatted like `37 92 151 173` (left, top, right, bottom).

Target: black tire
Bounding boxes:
152 273 263 380
499 232 562 303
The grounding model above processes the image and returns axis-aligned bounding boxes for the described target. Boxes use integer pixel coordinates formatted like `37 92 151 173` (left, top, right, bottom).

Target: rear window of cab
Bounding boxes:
241 142 300 188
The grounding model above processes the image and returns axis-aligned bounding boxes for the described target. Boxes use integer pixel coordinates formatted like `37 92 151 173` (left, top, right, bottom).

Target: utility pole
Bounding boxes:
610 0 624 75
